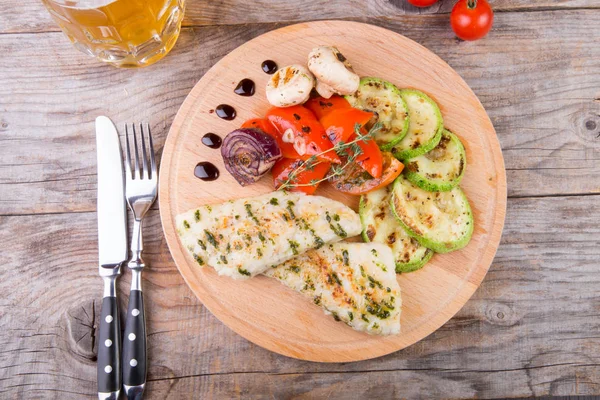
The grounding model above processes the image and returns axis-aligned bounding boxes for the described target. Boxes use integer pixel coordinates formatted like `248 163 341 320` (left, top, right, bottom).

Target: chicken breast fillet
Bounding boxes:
176 191 361 280
264 242 402 335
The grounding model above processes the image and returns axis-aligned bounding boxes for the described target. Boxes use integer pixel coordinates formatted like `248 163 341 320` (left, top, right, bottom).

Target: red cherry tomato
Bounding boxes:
265 106 341 165
407 0 439 7
272 158 331 195
304 95 352 120
451 0 494 41
329 153 404 195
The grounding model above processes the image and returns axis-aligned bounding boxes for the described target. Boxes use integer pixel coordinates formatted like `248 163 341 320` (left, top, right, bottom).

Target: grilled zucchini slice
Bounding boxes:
390 175 473 253
404 129 466 192
360 186 434 273
392 89 443 160
345 77 409 151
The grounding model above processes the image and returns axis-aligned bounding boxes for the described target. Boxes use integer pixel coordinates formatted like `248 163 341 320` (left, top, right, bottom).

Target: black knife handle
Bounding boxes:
98 294 121 398
122 288 146 398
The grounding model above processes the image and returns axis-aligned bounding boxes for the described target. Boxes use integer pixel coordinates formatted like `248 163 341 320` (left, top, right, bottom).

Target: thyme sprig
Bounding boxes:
277 122 382 191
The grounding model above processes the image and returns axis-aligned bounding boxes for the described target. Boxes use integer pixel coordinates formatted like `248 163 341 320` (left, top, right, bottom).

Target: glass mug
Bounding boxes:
41 0 186 68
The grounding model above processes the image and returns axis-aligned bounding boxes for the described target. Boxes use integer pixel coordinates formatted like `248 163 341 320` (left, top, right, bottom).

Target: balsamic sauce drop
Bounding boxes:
194 162 220 181
201 133 222 149
234 79 255 97
215 104 236 120
261 60 278 74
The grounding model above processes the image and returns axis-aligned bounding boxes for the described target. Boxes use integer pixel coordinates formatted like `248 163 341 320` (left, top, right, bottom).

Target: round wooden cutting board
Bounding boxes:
159 20 507 362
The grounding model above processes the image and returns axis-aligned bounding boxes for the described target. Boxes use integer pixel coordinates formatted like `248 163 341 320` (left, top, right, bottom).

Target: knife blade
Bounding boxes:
96 115 127 400
97 116 128 271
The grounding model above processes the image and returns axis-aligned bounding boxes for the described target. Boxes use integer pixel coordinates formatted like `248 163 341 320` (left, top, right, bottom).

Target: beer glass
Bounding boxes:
41 0 186 68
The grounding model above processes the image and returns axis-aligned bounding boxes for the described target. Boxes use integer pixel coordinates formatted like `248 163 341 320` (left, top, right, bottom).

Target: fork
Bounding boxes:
122 123 157 400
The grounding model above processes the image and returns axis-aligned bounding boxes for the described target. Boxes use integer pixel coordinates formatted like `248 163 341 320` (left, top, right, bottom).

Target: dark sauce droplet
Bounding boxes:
234 79 255 97
202 133 222 149
261 60 278 74
215 104 236 120
194 162 220 181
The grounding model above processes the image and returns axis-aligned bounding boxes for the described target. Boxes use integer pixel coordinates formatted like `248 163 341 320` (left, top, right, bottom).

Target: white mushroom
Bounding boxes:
266 64 314 107
315 80 336 99
307 46 360 99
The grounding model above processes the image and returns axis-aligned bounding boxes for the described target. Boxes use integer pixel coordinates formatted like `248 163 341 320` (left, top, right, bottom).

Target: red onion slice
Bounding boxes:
221 128 282 186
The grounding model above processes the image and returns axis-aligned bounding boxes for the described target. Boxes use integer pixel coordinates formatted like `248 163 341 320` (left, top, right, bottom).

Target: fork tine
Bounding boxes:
147 123 156 180
140 123 148 179
125 124 132 180
132 124 141 179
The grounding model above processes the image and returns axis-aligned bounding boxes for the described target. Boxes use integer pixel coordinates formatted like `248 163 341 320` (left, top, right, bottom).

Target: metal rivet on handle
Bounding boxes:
104 365 112 373
130 359 138 367
105 339 112 347
105 315 113 323
128 333 136 341
132 309 140 317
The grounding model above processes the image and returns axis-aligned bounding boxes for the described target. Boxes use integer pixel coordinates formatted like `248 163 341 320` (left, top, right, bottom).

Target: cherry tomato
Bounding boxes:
451 0 494 41
329 152 404 195
240 118 278 138
305 95 352 120
320 108 382 178
265 106 341 164
407 0 439 7
272 158 331 195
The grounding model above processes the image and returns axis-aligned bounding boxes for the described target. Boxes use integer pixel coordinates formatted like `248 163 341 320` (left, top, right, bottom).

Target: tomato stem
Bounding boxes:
467 0 477 8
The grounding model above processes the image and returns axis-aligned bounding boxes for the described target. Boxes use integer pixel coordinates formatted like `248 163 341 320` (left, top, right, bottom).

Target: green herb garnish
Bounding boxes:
204 229 218 248
277 123 382 191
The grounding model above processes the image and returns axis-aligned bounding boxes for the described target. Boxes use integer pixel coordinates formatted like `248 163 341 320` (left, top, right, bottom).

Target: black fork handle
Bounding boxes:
122 269 147 399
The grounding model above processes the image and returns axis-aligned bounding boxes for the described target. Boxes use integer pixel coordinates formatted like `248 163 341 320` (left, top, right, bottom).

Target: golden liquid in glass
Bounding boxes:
42 0 185 68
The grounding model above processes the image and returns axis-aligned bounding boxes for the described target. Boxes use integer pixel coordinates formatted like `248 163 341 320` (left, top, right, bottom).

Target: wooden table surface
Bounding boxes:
1 0 599 398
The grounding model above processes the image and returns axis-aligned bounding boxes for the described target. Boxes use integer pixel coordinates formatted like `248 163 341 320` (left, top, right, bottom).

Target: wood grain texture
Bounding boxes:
2 10 600 216
159 20 506 361
4 0 600 35
2 2 600 398
1 195 599 398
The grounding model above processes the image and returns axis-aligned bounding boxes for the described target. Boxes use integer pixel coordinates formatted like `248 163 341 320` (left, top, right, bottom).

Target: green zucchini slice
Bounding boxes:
390 175 473 253
360 186 434 273
345 77 409 151
392 89 443 160
404 129 466 192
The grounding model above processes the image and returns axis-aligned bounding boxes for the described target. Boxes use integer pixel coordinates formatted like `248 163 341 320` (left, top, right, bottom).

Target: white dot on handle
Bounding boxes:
128 333 136 341
130 359 138 367
104 365 112 373
131 309 140 317
105 339 112 347
105 315 113 323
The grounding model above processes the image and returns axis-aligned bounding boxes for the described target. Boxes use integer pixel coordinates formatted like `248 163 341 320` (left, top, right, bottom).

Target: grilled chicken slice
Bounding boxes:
265 242 401 335
176 191 361 279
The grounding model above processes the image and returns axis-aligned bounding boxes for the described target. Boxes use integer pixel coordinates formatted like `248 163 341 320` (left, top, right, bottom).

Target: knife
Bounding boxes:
96 116 128 400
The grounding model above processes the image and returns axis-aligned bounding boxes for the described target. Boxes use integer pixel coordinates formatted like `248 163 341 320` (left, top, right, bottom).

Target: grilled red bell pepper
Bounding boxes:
265 106 340 164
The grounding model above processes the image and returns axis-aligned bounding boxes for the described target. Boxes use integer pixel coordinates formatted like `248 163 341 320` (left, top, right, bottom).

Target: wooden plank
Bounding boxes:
1 195 599 398
3 0 599 35
1 10 600 215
